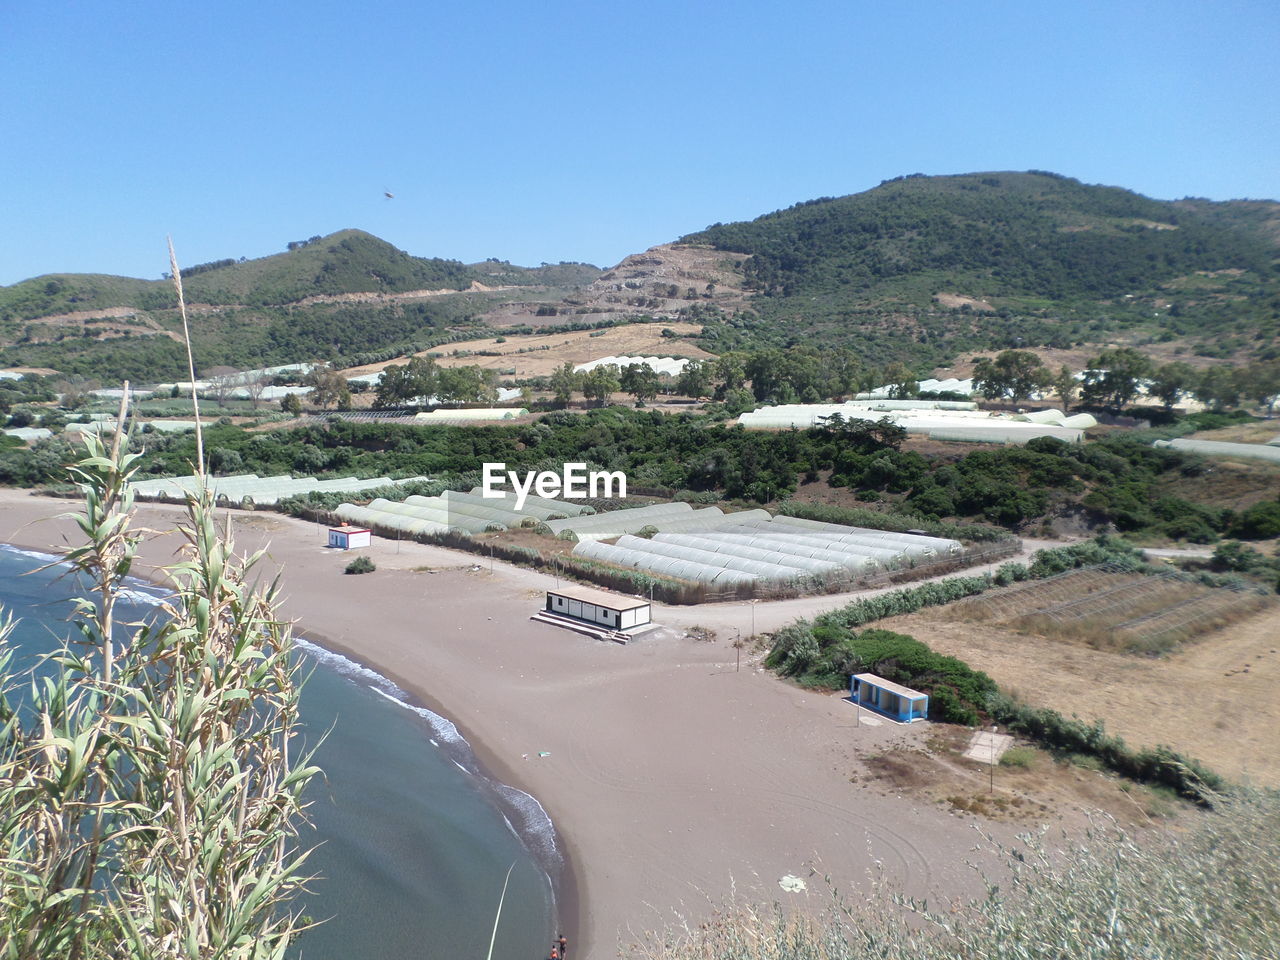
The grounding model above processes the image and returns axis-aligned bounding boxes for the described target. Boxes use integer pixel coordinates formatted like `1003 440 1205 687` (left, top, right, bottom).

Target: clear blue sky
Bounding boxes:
3 0 1277 285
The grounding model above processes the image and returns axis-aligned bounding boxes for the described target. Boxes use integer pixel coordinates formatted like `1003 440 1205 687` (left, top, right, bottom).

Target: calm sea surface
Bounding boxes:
0 544 556 960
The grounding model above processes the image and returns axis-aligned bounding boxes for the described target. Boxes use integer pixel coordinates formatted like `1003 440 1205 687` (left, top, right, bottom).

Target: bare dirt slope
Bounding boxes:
473 243 752 329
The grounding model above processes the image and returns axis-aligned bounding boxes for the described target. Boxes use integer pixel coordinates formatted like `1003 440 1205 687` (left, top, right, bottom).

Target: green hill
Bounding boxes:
683 171 1280 363
0 231 602 380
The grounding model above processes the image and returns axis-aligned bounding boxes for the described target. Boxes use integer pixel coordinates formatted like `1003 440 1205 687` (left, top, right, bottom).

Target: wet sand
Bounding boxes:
0 491 1010 958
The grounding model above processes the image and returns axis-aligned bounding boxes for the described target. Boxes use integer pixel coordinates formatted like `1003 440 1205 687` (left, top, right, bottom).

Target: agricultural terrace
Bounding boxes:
878 569 1280 785
340 322 712 381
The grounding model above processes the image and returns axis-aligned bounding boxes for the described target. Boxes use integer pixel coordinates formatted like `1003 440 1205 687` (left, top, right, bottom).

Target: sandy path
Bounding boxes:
0 492 1027 958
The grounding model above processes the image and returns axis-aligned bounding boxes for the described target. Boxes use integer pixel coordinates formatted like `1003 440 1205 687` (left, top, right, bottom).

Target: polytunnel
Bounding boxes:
406 494 524 528
634 508 770 535
769 516 962 555
402 496 516 532
723 522 914 564
546 502 694 539
572 540 755 585
467 487 594 517
698 530 885 573
613 535 813 583
652 533 847 576
372 498 498 534
669 529 884 570
1154 438 1280 464
334 503 449 536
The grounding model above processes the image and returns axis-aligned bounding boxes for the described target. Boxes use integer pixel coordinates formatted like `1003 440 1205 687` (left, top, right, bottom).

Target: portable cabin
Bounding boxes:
545 586 652 631
328 525 372 550
850 673 929 723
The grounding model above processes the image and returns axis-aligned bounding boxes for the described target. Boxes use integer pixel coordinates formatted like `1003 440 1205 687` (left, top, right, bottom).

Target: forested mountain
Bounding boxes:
684 172 1280 363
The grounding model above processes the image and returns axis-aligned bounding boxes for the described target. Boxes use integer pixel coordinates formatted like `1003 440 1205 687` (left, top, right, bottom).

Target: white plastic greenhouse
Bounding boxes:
736 402 1088 444
466 487 595 519
651 533 847 577
546 502 696 540
128 473 427 506
574 356 691 377
768 515 963 556
700 530 887 573
413 408 529 422
1154 438 1280 464
612 535 816 583
572 539 756 585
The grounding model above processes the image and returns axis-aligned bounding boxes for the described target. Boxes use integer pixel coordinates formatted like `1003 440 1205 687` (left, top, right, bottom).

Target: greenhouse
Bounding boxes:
572 539 756 585
465 487 595 519
651 533 848 576
1154 438 1280 464
694 530 886 573
634 508 772 535
768 515 963 556
611 535 818 582
736 402 1088 444
574 356 691 377
128 473 427 506
413 408 528 422
545 502 697 541
334 503 449 536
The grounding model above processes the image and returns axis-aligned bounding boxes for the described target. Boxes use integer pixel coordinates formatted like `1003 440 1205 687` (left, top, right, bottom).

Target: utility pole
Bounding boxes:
989 724 999 793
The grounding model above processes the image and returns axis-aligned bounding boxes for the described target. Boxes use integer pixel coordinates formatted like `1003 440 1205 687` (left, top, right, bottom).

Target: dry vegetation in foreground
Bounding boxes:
622 789 1280 960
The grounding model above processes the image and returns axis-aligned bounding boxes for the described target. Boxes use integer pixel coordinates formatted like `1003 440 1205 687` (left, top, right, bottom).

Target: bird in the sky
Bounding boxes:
384 190 395 200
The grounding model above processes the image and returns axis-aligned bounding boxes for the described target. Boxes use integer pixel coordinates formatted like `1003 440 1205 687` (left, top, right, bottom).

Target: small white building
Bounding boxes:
545 586 652 631
328 526 371 550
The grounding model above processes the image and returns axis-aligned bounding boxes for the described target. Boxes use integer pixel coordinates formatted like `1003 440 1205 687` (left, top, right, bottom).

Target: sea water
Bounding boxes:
0 545 557 959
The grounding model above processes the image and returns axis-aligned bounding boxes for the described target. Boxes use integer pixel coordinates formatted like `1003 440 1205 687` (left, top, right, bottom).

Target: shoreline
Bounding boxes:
0 513 582 956
0 490 1018 958
291 625 581 951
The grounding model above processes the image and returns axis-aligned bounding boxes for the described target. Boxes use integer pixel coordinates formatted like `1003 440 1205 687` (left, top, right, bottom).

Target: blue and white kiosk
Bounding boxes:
850 673 929 723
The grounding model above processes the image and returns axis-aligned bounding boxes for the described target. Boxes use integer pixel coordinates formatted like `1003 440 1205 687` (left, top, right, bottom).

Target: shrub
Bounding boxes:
345 555 376 574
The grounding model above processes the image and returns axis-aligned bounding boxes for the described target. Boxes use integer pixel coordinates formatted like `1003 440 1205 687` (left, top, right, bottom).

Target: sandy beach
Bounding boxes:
0 491 1021 958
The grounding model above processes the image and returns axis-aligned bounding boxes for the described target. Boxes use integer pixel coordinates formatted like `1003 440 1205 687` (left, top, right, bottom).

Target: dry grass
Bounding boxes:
951 568 1275 656
881 603 1280 786
340 321 714 380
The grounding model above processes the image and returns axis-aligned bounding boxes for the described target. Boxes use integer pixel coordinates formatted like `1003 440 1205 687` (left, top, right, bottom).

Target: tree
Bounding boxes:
56 375 98 411
712 353 746 397
1147 361 1196 410
1050 365 1078 411
1240 360 1280 415
1193 365 1241 412
581 365 620 406
878 362 919 399
549 361 582 406
375 357 437 407
243 371 271 410
204 365 242 405
304 364 348 409
0 425 318 957
620 363 661 406
434 365 497 404
1079 348 1154 412
280 392 303 417
676 359 711 399
972 350 1052 404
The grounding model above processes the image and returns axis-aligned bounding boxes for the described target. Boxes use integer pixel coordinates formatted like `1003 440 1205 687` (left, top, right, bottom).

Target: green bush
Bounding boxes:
344 556 376 575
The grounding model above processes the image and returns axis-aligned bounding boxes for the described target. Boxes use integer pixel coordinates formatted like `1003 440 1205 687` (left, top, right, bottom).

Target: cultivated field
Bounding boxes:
949 568 1275 655
881 599 1280 786
341 321 714 380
